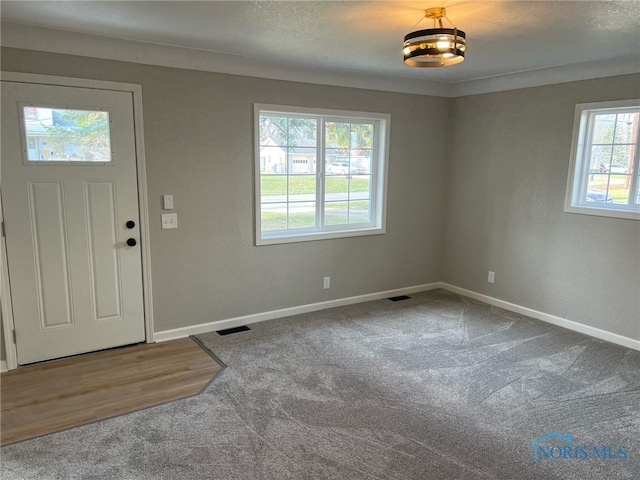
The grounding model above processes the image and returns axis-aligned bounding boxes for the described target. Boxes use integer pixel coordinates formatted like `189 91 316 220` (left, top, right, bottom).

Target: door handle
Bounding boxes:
126 220 136 229
126 238 137 247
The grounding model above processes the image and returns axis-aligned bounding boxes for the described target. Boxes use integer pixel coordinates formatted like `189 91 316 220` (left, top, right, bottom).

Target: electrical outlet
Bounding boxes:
161 213 178 229
488 271 495 284
323 277 330 289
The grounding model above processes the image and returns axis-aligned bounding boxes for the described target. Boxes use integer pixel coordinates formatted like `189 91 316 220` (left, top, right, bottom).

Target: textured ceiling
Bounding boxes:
1 1 639 85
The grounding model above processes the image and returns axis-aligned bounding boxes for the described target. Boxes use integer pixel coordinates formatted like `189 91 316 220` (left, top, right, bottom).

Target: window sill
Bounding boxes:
564 204 640 221
256 226 386 246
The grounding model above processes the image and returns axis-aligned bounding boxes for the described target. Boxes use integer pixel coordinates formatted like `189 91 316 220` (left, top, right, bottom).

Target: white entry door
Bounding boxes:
1 80 146 365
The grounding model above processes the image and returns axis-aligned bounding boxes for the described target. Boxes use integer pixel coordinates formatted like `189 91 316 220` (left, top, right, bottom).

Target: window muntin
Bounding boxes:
565 100 640 220
21 105 112 164
255 105 389 244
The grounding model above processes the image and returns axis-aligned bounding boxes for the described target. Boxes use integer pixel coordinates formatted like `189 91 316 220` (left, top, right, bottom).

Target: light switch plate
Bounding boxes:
161 213 178 229
163 195 174 210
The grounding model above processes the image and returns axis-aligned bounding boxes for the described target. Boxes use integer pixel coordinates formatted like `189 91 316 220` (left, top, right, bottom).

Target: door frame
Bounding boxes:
1 72 155 371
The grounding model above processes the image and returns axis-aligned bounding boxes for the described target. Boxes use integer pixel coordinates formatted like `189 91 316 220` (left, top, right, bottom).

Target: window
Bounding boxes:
565 100 640 220
255 104 390 245
21 105 112 164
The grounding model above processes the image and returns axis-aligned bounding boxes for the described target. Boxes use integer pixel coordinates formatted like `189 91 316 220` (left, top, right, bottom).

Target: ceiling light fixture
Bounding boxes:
403 7 466 67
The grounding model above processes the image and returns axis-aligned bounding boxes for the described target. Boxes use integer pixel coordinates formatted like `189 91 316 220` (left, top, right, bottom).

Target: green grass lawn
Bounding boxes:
262 212 315 231
261 175 370 196
610 189 631 203
262 200 371 231
260 175 372 231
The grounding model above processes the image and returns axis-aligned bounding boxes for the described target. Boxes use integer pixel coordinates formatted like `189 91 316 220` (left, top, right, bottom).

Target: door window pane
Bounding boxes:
23 106 112 162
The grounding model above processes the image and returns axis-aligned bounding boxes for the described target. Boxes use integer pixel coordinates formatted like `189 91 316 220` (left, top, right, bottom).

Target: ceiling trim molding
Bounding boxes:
450 55 640 97
2 22 639 98
0 22 451 97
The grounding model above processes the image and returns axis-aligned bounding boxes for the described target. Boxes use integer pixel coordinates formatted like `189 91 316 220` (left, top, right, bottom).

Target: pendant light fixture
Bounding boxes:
403 7 466 67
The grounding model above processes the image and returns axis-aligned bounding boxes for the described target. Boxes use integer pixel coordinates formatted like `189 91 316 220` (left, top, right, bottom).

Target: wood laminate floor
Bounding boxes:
0 337 223 446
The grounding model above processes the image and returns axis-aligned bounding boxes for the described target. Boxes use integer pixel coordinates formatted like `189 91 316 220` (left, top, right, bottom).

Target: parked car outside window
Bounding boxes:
326 161 356 175
586 189 613 203
608 163 627 174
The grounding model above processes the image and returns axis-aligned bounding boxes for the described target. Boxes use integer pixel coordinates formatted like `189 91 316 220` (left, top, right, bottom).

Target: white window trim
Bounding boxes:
564 99 640 221
254 104 390 245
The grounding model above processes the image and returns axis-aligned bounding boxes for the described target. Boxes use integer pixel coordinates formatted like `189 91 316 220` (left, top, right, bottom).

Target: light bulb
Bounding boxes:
436 37 450 50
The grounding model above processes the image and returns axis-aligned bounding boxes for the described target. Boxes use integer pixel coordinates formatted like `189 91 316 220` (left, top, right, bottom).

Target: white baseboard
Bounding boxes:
1 360 7 373
153 283 441 342
153 281 639 352
439 283 640 351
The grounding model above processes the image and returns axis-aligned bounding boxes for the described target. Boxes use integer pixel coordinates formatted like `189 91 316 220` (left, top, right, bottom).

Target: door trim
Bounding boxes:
1 72 154 371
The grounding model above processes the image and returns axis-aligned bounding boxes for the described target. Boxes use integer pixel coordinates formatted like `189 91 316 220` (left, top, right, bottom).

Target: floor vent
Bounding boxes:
216 326 251 336
388 295 412 302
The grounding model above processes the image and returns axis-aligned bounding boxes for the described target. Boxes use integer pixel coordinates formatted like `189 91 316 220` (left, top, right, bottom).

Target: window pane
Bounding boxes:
326 159 351 175
591 145 612 172
325 202 348 226
325 176 349 201
585 179 612 204
587 173 631 205
289 148 316 174
261 203 288 231
609 182 631 205
349 200 371 224
259 115 287 145
351 150 372 174
288 202 316 229
23 106 111 162
325 148 343 167
350 124 374 149
325 122 350 148
615 113 639 144
260 146 287 174
350 174 371 197
261 175 287 199
289 175 315 199
288 118 316 147
611 145 634 173
592 114 616 145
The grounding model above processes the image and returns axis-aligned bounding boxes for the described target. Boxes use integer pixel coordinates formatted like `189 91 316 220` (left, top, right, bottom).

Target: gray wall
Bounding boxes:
442 74 640 340
0 47 448 336
2 48 638 365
